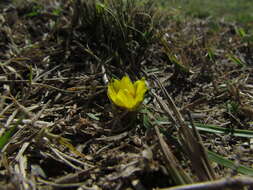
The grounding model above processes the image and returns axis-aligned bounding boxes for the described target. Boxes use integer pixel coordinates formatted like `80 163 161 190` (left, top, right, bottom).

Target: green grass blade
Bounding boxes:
227 54 245 67
192 123 253 138
208 150 253 176
0 126 17 150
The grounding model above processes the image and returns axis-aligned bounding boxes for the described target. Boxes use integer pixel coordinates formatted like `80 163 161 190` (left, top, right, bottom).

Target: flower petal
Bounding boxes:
111 78 121 93
120 76 135 96
115 89 135 109
134 78 148 98
107 83 117 103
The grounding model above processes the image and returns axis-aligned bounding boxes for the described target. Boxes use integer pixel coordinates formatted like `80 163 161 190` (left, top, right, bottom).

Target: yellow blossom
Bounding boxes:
107 76 148 111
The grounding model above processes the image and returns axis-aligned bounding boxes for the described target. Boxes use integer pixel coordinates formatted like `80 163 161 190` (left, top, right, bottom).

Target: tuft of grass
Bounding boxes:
69 0 163 77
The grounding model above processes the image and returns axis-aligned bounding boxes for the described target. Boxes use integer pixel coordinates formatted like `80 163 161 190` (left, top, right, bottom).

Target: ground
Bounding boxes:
0 0 253 190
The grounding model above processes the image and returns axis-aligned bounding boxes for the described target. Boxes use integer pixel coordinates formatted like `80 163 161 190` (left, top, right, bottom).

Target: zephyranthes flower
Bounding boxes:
108 76 148 111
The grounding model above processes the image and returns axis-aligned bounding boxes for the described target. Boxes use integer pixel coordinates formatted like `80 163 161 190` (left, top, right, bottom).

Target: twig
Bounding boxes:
158 176 253 190
155 126 193 184
186 111 216 181
50 147 84 171
152 74 216 181
37 178 86 188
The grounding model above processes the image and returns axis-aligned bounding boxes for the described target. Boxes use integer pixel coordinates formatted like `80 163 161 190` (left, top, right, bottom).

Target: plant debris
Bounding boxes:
0 0 253 190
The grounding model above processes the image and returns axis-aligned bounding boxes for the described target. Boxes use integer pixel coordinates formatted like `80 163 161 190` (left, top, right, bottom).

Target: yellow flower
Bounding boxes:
108 76 148 111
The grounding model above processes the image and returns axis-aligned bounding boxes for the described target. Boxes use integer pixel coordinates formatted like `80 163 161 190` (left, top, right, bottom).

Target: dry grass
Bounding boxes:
0 0 253 190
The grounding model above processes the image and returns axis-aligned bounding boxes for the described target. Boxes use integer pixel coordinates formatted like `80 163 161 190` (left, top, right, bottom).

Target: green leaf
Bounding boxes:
235 27 246 38
208 150 253 176
160 38 191 74
95 2 106 13
169 54 191 73
192 123 253 138
86 113 100 121
207 48 215 62
0 126 17 150
142 114 152 129
227 54 245 67
52 9 61 16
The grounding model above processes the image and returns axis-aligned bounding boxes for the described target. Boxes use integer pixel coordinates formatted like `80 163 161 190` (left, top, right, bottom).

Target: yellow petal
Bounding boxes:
111 78 121 93
115 89 135 109
107 83 117 103
114 93 126 108
119 76 135 96
134 78 148 98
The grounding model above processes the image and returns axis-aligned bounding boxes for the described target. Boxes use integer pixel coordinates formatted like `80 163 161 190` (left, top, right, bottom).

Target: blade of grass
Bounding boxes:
193 123 253 138
207 150 253 176
0 126 17 150
149 118 253 138
227 54 245 67
160 38 191 74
